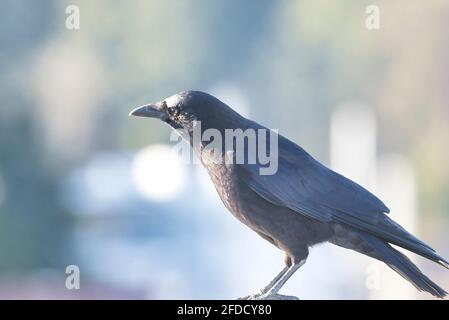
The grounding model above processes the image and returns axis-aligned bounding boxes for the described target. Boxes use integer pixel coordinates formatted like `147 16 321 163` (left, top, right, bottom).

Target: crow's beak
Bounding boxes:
129 103 167 120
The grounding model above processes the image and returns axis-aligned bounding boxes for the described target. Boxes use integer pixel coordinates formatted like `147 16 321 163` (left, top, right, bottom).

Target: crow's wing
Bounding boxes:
238 134 389 224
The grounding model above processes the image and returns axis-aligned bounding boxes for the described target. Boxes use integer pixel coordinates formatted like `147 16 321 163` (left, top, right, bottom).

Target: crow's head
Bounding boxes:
129 91 242 132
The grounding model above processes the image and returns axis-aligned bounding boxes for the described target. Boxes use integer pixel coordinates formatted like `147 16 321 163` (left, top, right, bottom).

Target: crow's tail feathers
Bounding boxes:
359 231 448 298
378 216 449 270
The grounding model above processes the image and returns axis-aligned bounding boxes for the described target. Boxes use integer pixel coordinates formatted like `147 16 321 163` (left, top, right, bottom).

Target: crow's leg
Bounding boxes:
239 261 304 300
256 259 305 300
259 266 289 294
238 266 289 299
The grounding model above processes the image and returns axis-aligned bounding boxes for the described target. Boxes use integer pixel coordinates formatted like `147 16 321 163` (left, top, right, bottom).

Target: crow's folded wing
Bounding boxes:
238 135 390 225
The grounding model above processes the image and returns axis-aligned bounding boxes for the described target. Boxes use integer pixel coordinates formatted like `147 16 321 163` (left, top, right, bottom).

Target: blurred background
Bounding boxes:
0 0 448 299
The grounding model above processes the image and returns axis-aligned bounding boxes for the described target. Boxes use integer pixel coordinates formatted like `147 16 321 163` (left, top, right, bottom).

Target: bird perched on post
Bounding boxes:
130 90 448 299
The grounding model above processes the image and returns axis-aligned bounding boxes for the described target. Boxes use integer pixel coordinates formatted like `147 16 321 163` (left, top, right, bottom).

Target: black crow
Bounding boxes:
130 90 448 299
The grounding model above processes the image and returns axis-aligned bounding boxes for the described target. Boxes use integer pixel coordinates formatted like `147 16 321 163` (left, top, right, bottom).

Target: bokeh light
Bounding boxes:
131 144 186 202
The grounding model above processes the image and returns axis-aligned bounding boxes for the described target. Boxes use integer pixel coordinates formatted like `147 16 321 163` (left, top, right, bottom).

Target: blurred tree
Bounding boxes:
0 0 70 274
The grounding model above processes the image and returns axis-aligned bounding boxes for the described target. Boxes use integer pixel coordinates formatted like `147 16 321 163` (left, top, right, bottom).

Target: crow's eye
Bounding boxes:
167 106 180 117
